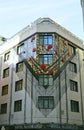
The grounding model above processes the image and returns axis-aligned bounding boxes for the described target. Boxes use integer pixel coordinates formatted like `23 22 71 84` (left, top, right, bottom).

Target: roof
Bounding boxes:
0 17 83 54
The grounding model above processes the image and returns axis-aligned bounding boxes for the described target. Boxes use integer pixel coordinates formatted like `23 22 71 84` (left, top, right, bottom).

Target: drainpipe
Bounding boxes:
78 51 84 125
65 68 68 124
58 37 61 126
9 65 14 125
24 67 27 124
31 72 33 127
59 73 61 126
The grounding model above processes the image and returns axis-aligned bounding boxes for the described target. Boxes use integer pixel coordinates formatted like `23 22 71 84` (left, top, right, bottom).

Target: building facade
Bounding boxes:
0 18 84 130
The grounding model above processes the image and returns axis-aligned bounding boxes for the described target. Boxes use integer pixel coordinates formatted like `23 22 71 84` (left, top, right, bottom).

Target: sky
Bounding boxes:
0 0 84 40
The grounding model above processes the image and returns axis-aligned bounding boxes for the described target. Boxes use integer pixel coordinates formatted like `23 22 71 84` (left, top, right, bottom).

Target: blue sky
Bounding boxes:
0 0 84 40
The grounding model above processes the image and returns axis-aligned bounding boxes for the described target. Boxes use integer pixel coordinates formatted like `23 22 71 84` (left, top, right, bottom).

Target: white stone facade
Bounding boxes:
0 18 84 129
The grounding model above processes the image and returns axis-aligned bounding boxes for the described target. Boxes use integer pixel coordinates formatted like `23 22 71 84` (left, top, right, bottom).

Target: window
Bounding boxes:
39 75 53 87
16 61 23 72
2 85 8 96
4 52 10 61
38 96 54 109
69 45 76 55
71 100 79 112
39 35 53 45
70 80 78 92
15 79 23 91
14 100 22 112
3 68 9 78
17 43 24 54
69 62 77 73
1 103 7 114
39 54 53 65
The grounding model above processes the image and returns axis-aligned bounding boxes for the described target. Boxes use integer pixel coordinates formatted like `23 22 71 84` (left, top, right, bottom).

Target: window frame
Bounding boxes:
38 96 54 109
71 100 79 112
17 43 24 55
69 62 77 73
2 85 8 96
16 61 23 72
15 79 23 91
4 51 10 61
39 74 53 87
1 103 7 114
39 35 53 45
70 80 78 92
14 100 22 112
3 67 9 78
68 45 76 55
39 54 53 65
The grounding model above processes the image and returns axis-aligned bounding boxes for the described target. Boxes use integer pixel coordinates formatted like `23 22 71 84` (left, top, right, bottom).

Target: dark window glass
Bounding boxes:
16 61 23 72
1 103 7 114
14 100 22 112
39 75 53 87
71 100 79 112
39 54 53 65
69 62 77 73
70 80 78 92
4 52 10 61
2 85 8 95
69 45 76 55
38 96 54 109
39 35 53 45
3 68 9 78
15 79 23 91
17 43 24 54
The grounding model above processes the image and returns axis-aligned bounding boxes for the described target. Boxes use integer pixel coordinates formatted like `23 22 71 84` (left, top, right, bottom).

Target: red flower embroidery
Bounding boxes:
49 70 54 75
41 44 44 47
32 48 37 52
56 50 59 55
27 57 32 62
62 58 65 63
55 34 58 38
62 40 67 45
31 36 35 42
67 52 71 57
47 44 53 50
36 71 40 75
40 64 46 70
